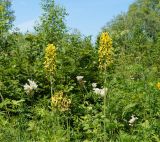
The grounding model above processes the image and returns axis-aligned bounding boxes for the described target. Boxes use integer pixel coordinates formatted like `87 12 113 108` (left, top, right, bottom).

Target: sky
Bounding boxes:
12 0 135 40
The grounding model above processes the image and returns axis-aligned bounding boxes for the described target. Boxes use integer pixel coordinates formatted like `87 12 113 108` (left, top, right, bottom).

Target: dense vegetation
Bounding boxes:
0 0 160 141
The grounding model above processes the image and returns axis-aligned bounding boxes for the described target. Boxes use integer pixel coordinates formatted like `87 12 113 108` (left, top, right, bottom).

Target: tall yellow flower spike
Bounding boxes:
44 44 56 76
0 5 4 11
98 32 113 71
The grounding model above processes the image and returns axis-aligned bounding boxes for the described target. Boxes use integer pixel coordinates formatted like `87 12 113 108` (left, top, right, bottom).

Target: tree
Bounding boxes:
0 0 14 50
0 0 14 33
100 0 160 54
35 0 67 46
127 0 160 42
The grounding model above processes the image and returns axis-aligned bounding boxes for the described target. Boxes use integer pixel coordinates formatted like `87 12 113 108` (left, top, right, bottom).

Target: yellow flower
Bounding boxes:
44 44 56 76
98 32 113 71
156 82 160 90
0 5 4 11
51 91 71 112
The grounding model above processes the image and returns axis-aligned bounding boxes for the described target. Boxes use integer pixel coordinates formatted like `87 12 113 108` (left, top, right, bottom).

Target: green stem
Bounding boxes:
103 72 107 142
50 76 53 97
67 117 70 141
103 95 106 142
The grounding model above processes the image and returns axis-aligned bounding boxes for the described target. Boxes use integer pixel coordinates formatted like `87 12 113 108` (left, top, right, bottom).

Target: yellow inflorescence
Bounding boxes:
51 91 71 112
0 5 4 11
156 82 160 90
44 44 56 76
98 32 113 71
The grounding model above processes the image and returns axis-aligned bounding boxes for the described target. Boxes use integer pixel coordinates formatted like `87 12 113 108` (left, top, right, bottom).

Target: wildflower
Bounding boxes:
76 76 84 81
44 44 56 76
99 88 108 97
98 32 113 71
24 79 38 95
24 84 32 94
0 5 4 11
93 87 108 97
129 115 138 126
93 88 100 94
156 82 160 90
51 91 71 112
28 79 38 90
92 83 97 88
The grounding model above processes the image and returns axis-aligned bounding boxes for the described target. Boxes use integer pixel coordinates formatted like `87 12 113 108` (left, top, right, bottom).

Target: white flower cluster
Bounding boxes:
92 83 108 97
24 79 38 95
76 76 84 81
76 76 87 86
129 115 138 126
93 88 108 97
92 83 97 88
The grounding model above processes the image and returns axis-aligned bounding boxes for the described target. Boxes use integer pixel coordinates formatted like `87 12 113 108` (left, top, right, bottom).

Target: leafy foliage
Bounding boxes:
0 0 160 141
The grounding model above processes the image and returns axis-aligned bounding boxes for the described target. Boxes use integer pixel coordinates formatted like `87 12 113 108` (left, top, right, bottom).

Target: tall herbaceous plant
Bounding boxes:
98 32 113 141
44 44 56 96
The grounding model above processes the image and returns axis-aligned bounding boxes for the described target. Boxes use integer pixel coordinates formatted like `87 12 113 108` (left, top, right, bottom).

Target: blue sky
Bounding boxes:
12 0 134 39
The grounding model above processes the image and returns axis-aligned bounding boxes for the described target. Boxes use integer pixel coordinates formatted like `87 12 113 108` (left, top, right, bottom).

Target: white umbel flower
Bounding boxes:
93 88 100 94
24 83 32 94
93 87 108 97
129 115 138 126
24 79 38 95
99 88 108 97
92 83 97 88
76 76 84 81
28 79 38 90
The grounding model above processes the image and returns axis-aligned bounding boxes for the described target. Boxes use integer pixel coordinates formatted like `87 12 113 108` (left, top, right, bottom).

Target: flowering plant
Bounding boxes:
24 79 38 95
